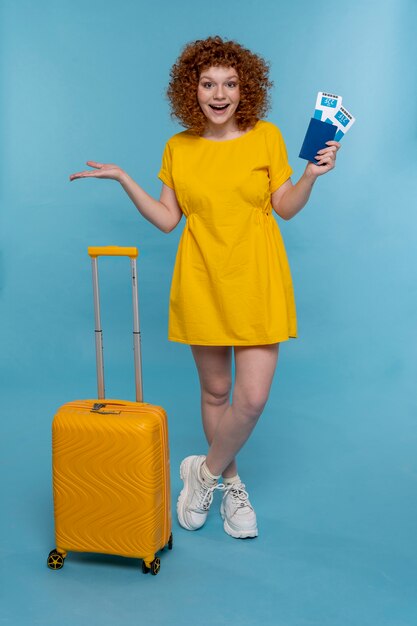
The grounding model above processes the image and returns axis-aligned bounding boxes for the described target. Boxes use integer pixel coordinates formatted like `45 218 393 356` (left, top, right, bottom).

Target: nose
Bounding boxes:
213 84 226 100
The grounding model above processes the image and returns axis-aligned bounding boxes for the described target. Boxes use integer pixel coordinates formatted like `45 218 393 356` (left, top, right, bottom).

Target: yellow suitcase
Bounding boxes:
48 247 172 576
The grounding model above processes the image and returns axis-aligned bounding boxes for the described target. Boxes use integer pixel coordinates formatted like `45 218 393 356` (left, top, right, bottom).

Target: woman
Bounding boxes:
70 35 340 539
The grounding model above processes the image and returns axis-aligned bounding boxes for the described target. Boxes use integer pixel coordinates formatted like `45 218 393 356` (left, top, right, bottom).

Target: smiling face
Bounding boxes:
197 66 240 132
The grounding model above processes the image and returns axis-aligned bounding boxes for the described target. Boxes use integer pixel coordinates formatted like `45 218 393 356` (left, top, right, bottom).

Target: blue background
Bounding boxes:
1 0 416 624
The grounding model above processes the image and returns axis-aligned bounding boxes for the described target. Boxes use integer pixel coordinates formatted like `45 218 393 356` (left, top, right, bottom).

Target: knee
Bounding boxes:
202 378 232 407
234 390 268 422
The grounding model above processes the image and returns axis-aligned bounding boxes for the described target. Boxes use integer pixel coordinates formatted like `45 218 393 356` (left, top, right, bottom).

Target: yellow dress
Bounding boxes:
158 119 297 346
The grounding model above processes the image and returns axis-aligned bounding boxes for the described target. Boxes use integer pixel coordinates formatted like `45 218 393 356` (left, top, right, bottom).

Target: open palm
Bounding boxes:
69 161 124 182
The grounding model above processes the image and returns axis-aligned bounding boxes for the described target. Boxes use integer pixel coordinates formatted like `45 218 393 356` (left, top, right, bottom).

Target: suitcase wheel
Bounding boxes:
47 549 65 570
168 533 173 550
142 557 160 575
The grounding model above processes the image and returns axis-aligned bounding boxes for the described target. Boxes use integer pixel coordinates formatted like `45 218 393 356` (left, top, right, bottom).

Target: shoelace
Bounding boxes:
224 482 251 509
197 482 226 511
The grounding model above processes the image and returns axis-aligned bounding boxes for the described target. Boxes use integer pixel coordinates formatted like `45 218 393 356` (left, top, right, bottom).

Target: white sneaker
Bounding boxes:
220 481 258 539
177 455 224 531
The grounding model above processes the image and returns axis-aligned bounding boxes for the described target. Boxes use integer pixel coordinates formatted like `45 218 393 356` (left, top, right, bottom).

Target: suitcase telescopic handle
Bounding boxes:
87 246 143 403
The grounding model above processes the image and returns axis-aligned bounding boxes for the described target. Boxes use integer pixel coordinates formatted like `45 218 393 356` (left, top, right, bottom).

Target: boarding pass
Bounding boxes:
314 91 356 141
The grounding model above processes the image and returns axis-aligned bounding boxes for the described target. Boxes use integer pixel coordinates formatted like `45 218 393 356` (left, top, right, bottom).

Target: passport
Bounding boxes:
299 117 337 163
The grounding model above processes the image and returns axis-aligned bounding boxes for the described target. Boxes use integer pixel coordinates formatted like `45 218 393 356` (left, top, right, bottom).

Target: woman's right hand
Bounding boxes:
69 161 125 183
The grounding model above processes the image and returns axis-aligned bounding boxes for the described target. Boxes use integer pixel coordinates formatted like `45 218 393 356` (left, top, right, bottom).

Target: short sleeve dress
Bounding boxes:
158 119 297 346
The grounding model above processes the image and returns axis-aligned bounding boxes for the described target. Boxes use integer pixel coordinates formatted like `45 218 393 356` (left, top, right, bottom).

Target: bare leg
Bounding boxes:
190 345 237 478
205 344 279 477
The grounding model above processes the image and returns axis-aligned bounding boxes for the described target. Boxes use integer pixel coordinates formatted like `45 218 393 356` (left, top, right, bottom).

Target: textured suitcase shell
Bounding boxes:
52 399 171 565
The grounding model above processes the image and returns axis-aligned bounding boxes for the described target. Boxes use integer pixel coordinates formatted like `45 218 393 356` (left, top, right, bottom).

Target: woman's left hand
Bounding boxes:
305 140 341 178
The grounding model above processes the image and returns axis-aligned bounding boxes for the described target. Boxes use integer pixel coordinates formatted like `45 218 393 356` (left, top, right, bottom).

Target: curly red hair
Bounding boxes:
166 35 273 134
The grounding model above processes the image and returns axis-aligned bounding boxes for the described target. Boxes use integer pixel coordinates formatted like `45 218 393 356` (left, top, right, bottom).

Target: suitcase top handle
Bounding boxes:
88 246 138 259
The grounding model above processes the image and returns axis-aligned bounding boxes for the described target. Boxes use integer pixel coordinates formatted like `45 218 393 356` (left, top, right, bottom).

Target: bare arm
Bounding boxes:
69 161 182 233
271 173 315 221
272 140 341 221
119 172 182 233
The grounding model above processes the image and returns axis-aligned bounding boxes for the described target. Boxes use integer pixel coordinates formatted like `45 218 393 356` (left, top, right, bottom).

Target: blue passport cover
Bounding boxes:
299 117 337 163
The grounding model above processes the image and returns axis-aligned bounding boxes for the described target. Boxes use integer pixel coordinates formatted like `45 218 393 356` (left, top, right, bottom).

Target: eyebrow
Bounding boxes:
199 74 239 81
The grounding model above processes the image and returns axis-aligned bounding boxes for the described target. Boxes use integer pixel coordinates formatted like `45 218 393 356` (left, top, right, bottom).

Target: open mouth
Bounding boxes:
209 104 230 111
